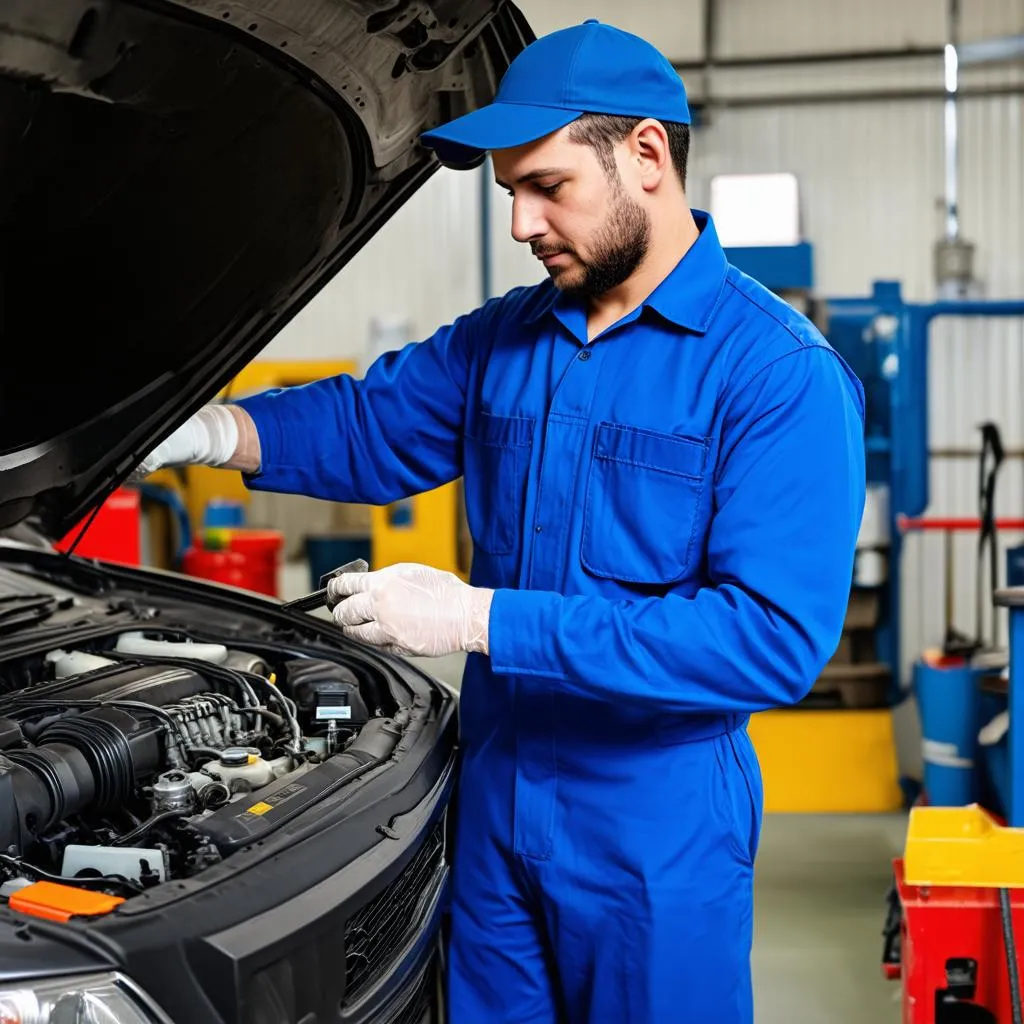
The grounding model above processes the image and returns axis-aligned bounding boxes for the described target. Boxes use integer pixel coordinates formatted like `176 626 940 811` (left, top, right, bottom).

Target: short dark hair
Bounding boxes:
567 114 691 190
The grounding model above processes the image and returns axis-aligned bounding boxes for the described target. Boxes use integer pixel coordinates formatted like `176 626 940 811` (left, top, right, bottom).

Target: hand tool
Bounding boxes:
281 559 369 613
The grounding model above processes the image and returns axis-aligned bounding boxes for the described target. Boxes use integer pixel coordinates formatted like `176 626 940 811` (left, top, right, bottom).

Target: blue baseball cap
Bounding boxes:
421 19 690 168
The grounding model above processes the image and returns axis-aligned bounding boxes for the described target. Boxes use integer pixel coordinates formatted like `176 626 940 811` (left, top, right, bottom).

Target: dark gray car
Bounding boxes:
0 2 530 1021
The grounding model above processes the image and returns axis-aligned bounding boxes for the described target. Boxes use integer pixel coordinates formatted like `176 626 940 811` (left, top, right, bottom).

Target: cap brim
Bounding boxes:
420 102 582 168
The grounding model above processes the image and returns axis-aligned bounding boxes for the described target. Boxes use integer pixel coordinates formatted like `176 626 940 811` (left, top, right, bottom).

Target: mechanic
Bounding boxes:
135 19 866 1024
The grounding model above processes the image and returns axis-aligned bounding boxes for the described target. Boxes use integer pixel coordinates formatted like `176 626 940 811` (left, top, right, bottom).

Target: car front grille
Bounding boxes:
344 821 445 1005
386 959 434 1024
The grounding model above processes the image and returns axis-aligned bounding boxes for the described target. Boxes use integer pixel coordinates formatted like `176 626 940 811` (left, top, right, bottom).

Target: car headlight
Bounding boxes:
0 973 168 1024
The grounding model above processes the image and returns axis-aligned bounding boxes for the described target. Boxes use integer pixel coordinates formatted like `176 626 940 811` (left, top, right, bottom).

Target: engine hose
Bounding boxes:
1001 887 1023 1024
199 782 230 810
38 716 134 811
185 746 225 763
238 672 300 749
113 809 187 848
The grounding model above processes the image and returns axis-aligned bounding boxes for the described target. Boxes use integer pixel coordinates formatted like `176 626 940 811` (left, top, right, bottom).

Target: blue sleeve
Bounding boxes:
235 307 485 504
488 346 867 714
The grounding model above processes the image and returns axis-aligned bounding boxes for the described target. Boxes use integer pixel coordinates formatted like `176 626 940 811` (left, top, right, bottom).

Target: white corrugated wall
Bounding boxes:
262 167 482 363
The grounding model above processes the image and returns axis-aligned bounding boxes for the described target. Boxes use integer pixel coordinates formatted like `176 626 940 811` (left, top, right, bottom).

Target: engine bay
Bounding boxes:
0 628 410 904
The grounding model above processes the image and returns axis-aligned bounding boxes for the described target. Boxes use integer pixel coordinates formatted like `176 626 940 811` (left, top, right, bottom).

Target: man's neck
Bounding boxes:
586 205 700 341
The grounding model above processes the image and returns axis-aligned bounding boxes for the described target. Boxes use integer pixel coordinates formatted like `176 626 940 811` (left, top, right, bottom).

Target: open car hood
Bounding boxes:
0 0 530 537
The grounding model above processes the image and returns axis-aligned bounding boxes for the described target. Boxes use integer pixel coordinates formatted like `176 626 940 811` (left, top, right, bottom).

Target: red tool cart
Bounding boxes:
55 487 141 565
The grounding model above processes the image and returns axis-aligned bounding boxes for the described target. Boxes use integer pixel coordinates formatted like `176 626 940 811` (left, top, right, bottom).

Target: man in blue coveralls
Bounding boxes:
137 19 866 1024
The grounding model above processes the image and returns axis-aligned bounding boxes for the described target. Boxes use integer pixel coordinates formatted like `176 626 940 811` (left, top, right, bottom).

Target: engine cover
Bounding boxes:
47 663 210 706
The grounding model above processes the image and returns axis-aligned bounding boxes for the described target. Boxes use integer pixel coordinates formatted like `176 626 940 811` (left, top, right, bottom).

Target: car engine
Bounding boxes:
0 631 407 899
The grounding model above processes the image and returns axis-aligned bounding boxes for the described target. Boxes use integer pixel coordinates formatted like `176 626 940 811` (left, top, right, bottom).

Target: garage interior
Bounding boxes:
43 0 1024 1021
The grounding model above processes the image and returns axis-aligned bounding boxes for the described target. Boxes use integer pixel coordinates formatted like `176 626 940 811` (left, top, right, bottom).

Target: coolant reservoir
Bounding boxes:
45 649 116 678
115 632 228 664
198 749 292 794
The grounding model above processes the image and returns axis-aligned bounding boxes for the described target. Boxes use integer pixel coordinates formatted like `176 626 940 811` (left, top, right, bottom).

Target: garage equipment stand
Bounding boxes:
886 587 1024 1021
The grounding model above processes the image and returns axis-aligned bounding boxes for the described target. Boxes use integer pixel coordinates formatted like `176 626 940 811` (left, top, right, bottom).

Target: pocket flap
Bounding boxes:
594 422 707 479
468 411 534 449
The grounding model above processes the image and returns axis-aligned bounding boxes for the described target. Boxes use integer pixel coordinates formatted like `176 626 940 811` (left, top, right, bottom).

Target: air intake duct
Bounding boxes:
0 707 163 854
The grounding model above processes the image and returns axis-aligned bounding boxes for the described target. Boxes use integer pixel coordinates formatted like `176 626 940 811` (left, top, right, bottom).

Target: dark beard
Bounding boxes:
552 188 651 300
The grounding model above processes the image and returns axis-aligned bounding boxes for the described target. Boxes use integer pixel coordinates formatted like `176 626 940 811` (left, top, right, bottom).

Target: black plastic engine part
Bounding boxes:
283 659 369 727
198 716 402 853
45 663 209 707
0 706 163 851
0 745 92 839
0 716 23 749
38 707 162 808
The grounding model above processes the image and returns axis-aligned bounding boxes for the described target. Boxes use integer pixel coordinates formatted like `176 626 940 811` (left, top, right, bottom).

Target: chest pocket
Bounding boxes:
582 422 709 584
463 412 534 555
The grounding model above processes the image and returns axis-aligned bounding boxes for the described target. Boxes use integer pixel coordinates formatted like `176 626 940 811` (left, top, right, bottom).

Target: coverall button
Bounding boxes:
535 525 543 533
578 350 591 361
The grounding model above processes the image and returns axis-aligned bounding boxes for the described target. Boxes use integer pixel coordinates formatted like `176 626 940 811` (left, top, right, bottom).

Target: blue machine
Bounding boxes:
724 243 814 293
994 591 1024 825
826 282 1024 702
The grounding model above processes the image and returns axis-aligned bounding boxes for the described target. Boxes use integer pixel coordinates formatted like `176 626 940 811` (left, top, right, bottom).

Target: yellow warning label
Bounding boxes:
246 801 273 815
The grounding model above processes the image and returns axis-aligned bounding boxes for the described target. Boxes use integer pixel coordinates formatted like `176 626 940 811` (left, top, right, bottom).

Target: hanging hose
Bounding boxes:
976 422 1005 650
1000 886 1023 1024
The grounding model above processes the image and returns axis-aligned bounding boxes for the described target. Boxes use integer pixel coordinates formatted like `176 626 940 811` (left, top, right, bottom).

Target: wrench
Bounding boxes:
281 558 369 613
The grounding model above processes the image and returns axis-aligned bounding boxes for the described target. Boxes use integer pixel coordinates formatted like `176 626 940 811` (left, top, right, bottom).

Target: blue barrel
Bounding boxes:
914 660 989 806
203 499 246 529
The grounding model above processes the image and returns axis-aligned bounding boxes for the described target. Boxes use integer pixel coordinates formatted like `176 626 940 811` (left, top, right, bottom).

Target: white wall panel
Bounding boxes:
698 54 1024 103
717 0 1024 59
512 0 705 62
689 92 1024 300
260 167 482 365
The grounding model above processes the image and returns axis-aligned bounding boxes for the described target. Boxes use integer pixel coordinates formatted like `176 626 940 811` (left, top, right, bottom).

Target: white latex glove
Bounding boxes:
130 405 239 481
328 563 493 658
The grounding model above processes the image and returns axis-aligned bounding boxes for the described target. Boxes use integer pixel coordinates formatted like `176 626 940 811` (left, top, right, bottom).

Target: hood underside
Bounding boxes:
0 0 530 536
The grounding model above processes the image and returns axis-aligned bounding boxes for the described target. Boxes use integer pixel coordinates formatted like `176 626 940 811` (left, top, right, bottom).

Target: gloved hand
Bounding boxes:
328 563 493 658
130 405 239 481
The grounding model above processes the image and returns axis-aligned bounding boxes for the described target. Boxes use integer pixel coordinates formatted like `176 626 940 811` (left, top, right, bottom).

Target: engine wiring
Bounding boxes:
98 648 305 755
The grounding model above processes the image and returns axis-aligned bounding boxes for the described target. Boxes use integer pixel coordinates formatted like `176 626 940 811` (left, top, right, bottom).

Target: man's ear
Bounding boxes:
630 119 671 192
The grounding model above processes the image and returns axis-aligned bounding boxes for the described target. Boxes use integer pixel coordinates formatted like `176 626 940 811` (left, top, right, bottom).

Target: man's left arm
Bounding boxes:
486 345 866 714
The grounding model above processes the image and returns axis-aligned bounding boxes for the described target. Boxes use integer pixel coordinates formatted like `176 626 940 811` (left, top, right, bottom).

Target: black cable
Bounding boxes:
112 809 188 848
1000 886 1023 1024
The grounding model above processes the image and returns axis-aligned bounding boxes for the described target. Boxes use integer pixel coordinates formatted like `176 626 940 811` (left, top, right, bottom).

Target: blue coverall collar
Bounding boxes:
523 209 729 340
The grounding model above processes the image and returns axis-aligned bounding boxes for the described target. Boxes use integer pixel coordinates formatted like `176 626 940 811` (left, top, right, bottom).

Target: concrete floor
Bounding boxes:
753 813 904 1023
406 653 907 1022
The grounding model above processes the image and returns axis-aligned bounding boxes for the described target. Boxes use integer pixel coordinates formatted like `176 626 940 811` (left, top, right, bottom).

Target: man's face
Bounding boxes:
492 127 650 300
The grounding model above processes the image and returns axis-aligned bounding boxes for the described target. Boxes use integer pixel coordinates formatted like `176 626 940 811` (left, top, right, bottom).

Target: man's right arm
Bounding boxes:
134 306 484 504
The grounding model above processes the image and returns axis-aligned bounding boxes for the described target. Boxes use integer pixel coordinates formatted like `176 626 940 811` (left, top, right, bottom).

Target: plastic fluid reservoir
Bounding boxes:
45 650 117 678
198 750 292 794
116 632 228 664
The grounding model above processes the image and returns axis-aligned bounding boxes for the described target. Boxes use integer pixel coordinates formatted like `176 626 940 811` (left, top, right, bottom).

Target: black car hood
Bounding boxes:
0 0 530 537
